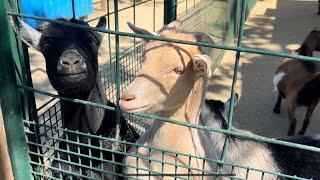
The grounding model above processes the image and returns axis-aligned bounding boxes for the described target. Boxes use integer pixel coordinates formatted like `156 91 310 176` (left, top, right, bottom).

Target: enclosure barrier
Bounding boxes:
1 0 320 179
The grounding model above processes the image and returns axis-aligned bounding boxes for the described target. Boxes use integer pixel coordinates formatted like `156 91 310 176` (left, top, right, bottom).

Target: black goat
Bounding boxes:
201 95 320 179
15 17 139 179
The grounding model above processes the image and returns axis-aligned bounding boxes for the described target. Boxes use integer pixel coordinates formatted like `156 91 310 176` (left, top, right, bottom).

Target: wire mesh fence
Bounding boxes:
1 0 320 179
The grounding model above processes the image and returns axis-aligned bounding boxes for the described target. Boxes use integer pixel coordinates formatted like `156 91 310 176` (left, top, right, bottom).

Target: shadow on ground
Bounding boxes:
216 0 320 137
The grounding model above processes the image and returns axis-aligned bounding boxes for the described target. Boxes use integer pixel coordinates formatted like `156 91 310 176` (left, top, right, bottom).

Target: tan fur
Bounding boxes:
275 58 319 96
120 29 215 179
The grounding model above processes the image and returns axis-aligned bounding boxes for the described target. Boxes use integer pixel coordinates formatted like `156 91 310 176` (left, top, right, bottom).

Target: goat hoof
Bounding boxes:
273 108 280 114
298 130 306 136
287 131 295 136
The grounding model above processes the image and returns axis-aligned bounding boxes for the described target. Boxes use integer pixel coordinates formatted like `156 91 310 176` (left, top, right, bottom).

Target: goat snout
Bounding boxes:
57 50 86 75
119 92 151 113
121 93 136 102
60 58 83 66
57 58 86 75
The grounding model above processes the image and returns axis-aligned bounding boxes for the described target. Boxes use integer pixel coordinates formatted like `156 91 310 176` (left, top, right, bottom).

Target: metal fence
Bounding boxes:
1 0 320 179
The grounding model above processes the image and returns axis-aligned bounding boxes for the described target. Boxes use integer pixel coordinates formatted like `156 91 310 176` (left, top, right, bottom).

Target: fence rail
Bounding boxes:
0 0 317 179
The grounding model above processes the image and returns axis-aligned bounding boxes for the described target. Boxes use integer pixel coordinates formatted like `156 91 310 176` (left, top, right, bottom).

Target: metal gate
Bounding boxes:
1 0 319 179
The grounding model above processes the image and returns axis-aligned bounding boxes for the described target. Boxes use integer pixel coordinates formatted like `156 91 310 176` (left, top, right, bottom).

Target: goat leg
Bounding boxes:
273 93 282 114
287 118 297 136
298 104 317 135
286 101 297 136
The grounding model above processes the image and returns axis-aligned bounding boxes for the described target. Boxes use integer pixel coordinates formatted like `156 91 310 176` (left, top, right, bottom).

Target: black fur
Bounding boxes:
301 60 316 73
205 97 320 179
38 18 139 179
203 100 229 130
296 30 320 73
297 44 315 73
297 74 320 106
268 136 320 180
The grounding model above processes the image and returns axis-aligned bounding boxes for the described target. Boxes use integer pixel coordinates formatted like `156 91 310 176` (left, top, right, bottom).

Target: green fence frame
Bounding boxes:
0 0 33 179
1 0 320 179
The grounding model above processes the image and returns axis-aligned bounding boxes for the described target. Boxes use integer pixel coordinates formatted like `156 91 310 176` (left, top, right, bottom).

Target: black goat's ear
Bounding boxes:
96 16 106 29
94 17 107 45
85 83 106 133
11 16 42 51
224 93 239 114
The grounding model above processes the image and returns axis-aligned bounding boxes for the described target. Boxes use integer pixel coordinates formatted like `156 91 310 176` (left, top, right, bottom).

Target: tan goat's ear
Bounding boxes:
166 20 183 30
192 54 212 77
127 22 156 42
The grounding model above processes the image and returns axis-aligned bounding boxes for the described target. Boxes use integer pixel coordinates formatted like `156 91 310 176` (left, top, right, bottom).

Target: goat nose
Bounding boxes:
121 93 136 101
60 58 83 66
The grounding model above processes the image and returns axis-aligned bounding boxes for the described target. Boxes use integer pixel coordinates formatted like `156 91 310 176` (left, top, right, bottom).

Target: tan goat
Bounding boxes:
119 21 216 179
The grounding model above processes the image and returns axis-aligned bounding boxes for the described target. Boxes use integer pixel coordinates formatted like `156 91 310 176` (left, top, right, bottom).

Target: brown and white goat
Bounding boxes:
273 30 320 136
119 21 216 179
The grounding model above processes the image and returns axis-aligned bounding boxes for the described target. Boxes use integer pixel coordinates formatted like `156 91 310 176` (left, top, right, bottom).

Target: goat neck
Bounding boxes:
159 75 208 125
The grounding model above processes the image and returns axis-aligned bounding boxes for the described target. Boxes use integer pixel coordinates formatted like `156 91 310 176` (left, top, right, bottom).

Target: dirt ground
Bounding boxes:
29 0 320 138
210 0 320 138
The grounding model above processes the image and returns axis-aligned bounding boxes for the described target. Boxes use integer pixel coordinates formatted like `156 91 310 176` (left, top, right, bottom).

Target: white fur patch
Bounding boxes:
193 54 212 77
273 72 285 91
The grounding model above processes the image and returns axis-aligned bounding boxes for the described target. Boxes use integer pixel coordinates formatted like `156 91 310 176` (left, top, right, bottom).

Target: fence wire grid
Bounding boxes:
1 0 320 179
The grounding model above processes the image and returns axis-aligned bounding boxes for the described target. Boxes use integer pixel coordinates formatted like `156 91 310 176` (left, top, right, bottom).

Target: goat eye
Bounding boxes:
173 68 184 74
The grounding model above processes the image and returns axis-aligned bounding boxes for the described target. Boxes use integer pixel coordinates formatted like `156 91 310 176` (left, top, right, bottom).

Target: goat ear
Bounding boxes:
96 16 106 29
127 22 156 42
11 16 41 51
192 54 212 77
166 20 183 30
94 17 107 45
224 93 239 113
292 49 300 55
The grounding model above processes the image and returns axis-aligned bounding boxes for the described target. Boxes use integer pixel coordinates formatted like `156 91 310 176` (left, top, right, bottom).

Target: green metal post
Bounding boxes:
164 0 177 25
0 1 32 179
219 0 247 165
20 45 43 166
114 0 121 143
15 0 43 167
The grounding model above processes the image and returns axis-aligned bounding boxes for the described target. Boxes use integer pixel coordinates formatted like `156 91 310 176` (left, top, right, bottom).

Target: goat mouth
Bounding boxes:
119 102 150 113
60 72 86 79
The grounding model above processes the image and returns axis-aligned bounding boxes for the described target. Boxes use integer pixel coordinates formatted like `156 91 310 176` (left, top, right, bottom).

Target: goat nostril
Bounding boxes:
73 59 80 65
61 60 70 65
121 94 136 101
60 59 82 66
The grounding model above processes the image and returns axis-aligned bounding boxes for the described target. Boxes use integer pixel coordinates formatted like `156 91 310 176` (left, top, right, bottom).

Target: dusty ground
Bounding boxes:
209 0 320 138
29 0 320 138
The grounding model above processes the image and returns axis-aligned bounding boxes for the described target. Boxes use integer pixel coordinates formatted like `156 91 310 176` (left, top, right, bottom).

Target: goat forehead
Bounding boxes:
144 42 197 66
143 49 188 72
